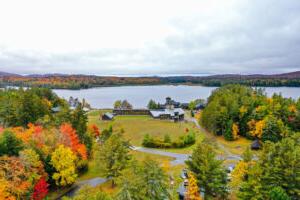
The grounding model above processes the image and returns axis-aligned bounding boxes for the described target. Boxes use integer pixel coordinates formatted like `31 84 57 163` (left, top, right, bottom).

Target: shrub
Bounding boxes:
142 131 196 149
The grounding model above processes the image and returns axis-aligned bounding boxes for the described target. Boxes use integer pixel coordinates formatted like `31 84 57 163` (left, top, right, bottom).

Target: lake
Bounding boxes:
53 85 300 109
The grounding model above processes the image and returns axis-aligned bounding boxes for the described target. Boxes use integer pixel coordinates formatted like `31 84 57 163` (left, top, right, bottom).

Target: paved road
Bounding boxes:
132 146 190 166
59 177 108 199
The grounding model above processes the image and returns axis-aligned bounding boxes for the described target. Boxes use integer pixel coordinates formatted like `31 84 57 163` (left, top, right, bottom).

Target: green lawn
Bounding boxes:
78 149 175 181
88 110 204 153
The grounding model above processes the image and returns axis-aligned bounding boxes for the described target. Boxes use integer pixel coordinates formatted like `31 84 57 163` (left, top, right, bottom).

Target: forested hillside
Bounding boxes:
1 71 300 89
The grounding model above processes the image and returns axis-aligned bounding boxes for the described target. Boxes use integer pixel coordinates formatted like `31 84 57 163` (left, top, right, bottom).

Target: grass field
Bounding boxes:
88 110 204 153
77 148 184 199
78 149 175 181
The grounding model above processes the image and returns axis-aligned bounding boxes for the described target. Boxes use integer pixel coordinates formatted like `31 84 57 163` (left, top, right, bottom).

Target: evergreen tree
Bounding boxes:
71 104 92 152
117 158 170 200
186 142 228 199
238 134 300 199
148 99 158 109
242 147 253 162
224 119 233 141
97 133 131 187
269 187 291 200
0 130 24 156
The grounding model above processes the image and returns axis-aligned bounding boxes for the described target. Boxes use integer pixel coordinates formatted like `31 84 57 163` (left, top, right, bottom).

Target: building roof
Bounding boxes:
150 108 184 118
83 107 90 112
103 112 114 119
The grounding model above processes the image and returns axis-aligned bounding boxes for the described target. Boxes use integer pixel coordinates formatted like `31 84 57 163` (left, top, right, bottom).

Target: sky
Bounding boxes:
0 0 300 75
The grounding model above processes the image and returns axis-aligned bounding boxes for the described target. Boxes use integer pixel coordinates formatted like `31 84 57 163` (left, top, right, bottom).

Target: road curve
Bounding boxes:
132 146 190 166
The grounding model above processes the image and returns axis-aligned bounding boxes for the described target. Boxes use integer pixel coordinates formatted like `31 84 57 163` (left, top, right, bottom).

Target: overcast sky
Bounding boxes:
0 0 300 75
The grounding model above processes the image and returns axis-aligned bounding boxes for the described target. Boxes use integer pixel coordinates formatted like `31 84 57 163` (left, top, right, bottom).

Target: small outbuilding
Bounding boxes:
251 139 262 150
101 112 114 121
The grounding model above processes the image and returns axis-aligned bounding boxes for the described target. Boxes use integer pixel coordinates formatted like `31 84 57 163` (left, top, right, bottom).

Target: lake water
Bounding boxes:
53 85 300 109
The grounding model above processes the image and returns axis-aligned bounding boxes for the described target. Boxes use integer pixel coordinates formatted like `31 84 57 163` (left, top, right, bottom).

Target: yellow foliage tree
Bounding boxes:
51 145 77 186
288 105 297 113
185 173 202 200
229 161 248 191
248 119 265 139
161 160 171 173
0 178 15 200
239 106 247 118
232 123 239 140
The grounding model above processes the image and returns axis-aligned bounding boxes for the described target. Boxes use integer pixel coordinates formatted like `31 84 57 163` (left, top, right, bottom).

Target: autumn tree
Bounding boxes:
31 177 49 200
51 145 77 186
96 133 131 187
185 173 202 200
0 156 31 199
19 148 47 180
230 147 254 193
113 100 122 109
60 123 87 160
230 161 249 192
89 124 100 138
186 142 228 199
232 123 239 140
114 100 132 109
248 119 265 139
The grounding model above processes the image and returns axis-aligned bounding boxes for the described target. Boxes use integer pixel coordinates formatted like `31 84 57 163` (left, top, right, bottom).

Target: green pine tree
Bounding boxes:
186 142 228 200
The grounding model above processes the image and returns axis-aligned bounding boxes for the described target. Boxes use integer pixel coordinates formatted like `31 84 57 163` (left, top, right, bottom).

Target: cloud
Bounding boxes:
0 0 299 75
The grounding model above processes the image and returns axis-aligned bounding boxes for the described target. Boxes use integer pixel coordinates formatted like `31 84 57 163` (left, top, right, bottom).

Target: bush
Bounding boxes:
142 131 196 149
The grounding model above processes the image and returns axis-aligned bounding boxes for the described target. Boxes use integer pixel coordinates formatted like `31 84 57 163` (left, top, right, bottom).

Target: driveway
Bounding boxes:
132 146 189 166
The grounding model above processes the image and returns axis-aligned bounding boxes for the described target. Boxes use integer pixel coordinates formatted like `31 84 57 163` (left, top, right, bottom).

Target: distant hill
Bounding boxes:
274 71 300 78
0 71 300 89
0 71 21 77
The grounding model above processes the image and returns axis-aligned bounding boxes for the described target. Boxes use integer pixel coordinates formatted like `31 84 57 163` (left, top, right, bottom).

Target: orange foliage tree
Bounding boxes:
89 124 100 138
13 123 43 144
0 156 31 199
60 123 87 160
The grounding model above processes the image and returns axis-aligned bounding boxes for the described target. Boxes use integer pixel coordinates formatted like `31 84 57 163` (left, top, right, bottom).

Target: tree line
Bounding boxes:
1 73 300 89
201 85 300 143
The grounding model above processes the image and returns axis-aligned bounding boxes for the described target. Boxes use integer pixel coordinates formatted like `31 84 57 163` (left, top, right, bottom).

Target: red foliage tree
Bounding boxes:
60 123 87 160
91 124 100 138
31 177 48 200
